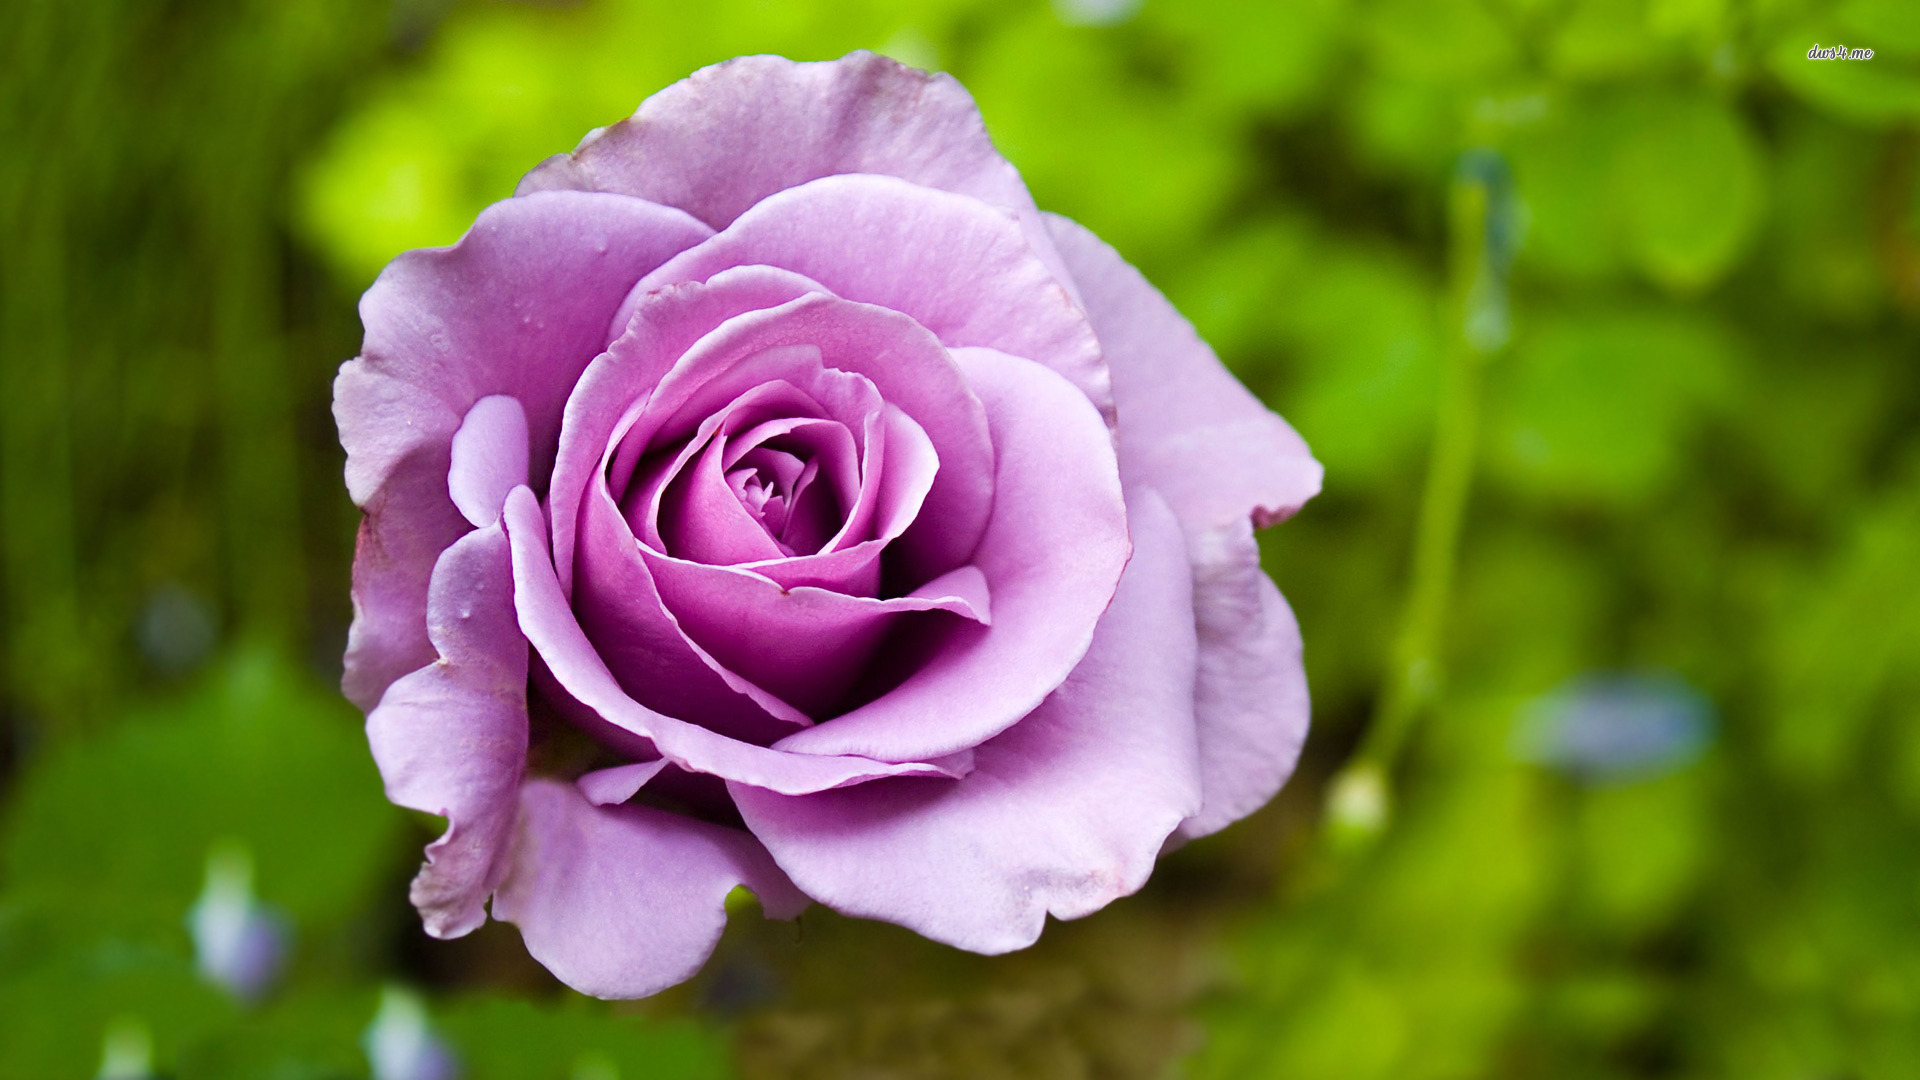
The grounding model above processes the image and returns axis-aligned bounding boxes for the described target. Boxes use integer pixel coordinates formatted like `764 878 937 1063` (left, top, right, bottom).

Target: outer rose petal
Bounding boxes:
1044 212 1318 841
340 192 712 506
518 52 1030 232
515 51 1080 305
1043 213 1321 530
638 175 1110 417
337 192 710 708
732 490 1202 953
491 778 806 1000
342 445 470 711
1173 519 1311 841
770 346 1129 764
365 521 527 939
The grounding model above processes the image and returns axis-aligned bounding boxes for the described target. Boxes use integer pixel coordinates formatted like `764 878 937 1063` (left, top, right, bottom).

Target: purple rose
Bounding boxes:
336 52 1320 999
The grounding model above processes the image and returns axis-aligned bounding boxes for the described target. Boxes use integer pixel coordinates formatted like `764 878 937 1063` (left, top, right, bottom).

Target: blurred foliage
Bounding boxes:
5 0 1920 1076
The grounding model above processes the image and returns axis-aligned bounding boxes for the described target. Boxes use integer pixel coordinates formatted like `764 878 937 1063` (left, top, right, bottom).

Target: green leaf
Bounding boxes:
0 937 233 1079
1145 0 1351 118
1547 0 1665 80
964 14 1242 264
1507 96 1631 281
438 996 731 1080
1277 244 1443 485
1574 769 1712 937
1365 0 1519 83
2 645 399 930
1488 306 1735 504
1840 0 1920 53
1614 93 1767 291
1767 111 1890 320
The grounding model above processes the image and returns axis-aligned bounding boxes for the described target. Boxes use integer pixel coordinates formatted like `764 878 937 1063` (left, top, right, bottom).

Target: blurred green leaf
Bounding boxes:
1488 306 1735 504
1767 109 1891 320
966 13 1242 263
0 935 233 1078
1839 0 1920 53
438 996 731 1080
1614 93 1766 290
1365 0 1518 83
1348 72 1464 174
2 645 399 930
174 987 376 1080
1762 472 1920 785
1547 0 1664 80
1279 241 1443 484
1146 0 1351 118
1507 95 1628 280
1574 768 1711 937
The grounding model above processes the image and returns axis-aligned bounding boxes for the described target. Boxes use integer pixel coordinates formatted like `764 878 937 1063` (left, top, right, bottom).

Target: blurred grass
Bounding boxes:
4 0 1920 1076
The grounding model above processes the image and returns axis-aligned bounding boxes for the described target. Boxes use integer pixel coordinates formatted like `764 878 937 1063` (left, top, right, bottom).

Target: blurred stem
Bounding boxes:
1326 151 1515 848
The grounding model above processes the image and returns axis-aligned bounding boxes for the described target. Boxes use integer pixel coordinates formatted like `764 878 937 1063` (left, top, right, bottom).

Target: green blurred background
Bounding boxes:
4 0 1920 1076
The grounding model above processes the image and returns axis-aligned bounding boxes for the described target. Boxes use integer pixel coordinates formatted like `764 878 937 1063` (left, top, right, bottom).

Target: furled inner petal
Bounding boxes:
505 486 974 791
639 545 989 719
590 392 949 720
548 265 830 598
582 287 993 587
639 414 860 567
542 274 996 741
611 370 870 562
726 446 830 554
769 346 1128 763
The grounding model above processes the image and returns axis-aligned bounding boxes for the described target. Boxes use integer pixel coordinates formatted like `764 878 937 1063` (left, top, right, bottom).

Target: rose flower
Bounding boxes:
336 52 1321 998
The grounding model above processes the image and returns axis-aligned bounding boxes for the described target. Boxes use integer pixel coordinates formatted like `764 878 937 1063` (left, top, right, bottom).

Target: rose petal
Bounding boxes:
771 346 1128 763
548 267 850 596
563 288 992 594
577 759 671 807
732 490 1201 953
514 51 1080 300
646 395 863 566
575 473 815 736
640 544 988 720
505 486 970 791
518 51 1028 228
341 444 470 711
448 395 530 528
637 175 1110 420
340 191 711 507
1044 213 1321 531
1042 214 1316 842
1171 518 1311 841
491 778 806 1000
652 428 789 564
365 521 527 939
337 192 710 708
623 375 874 565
